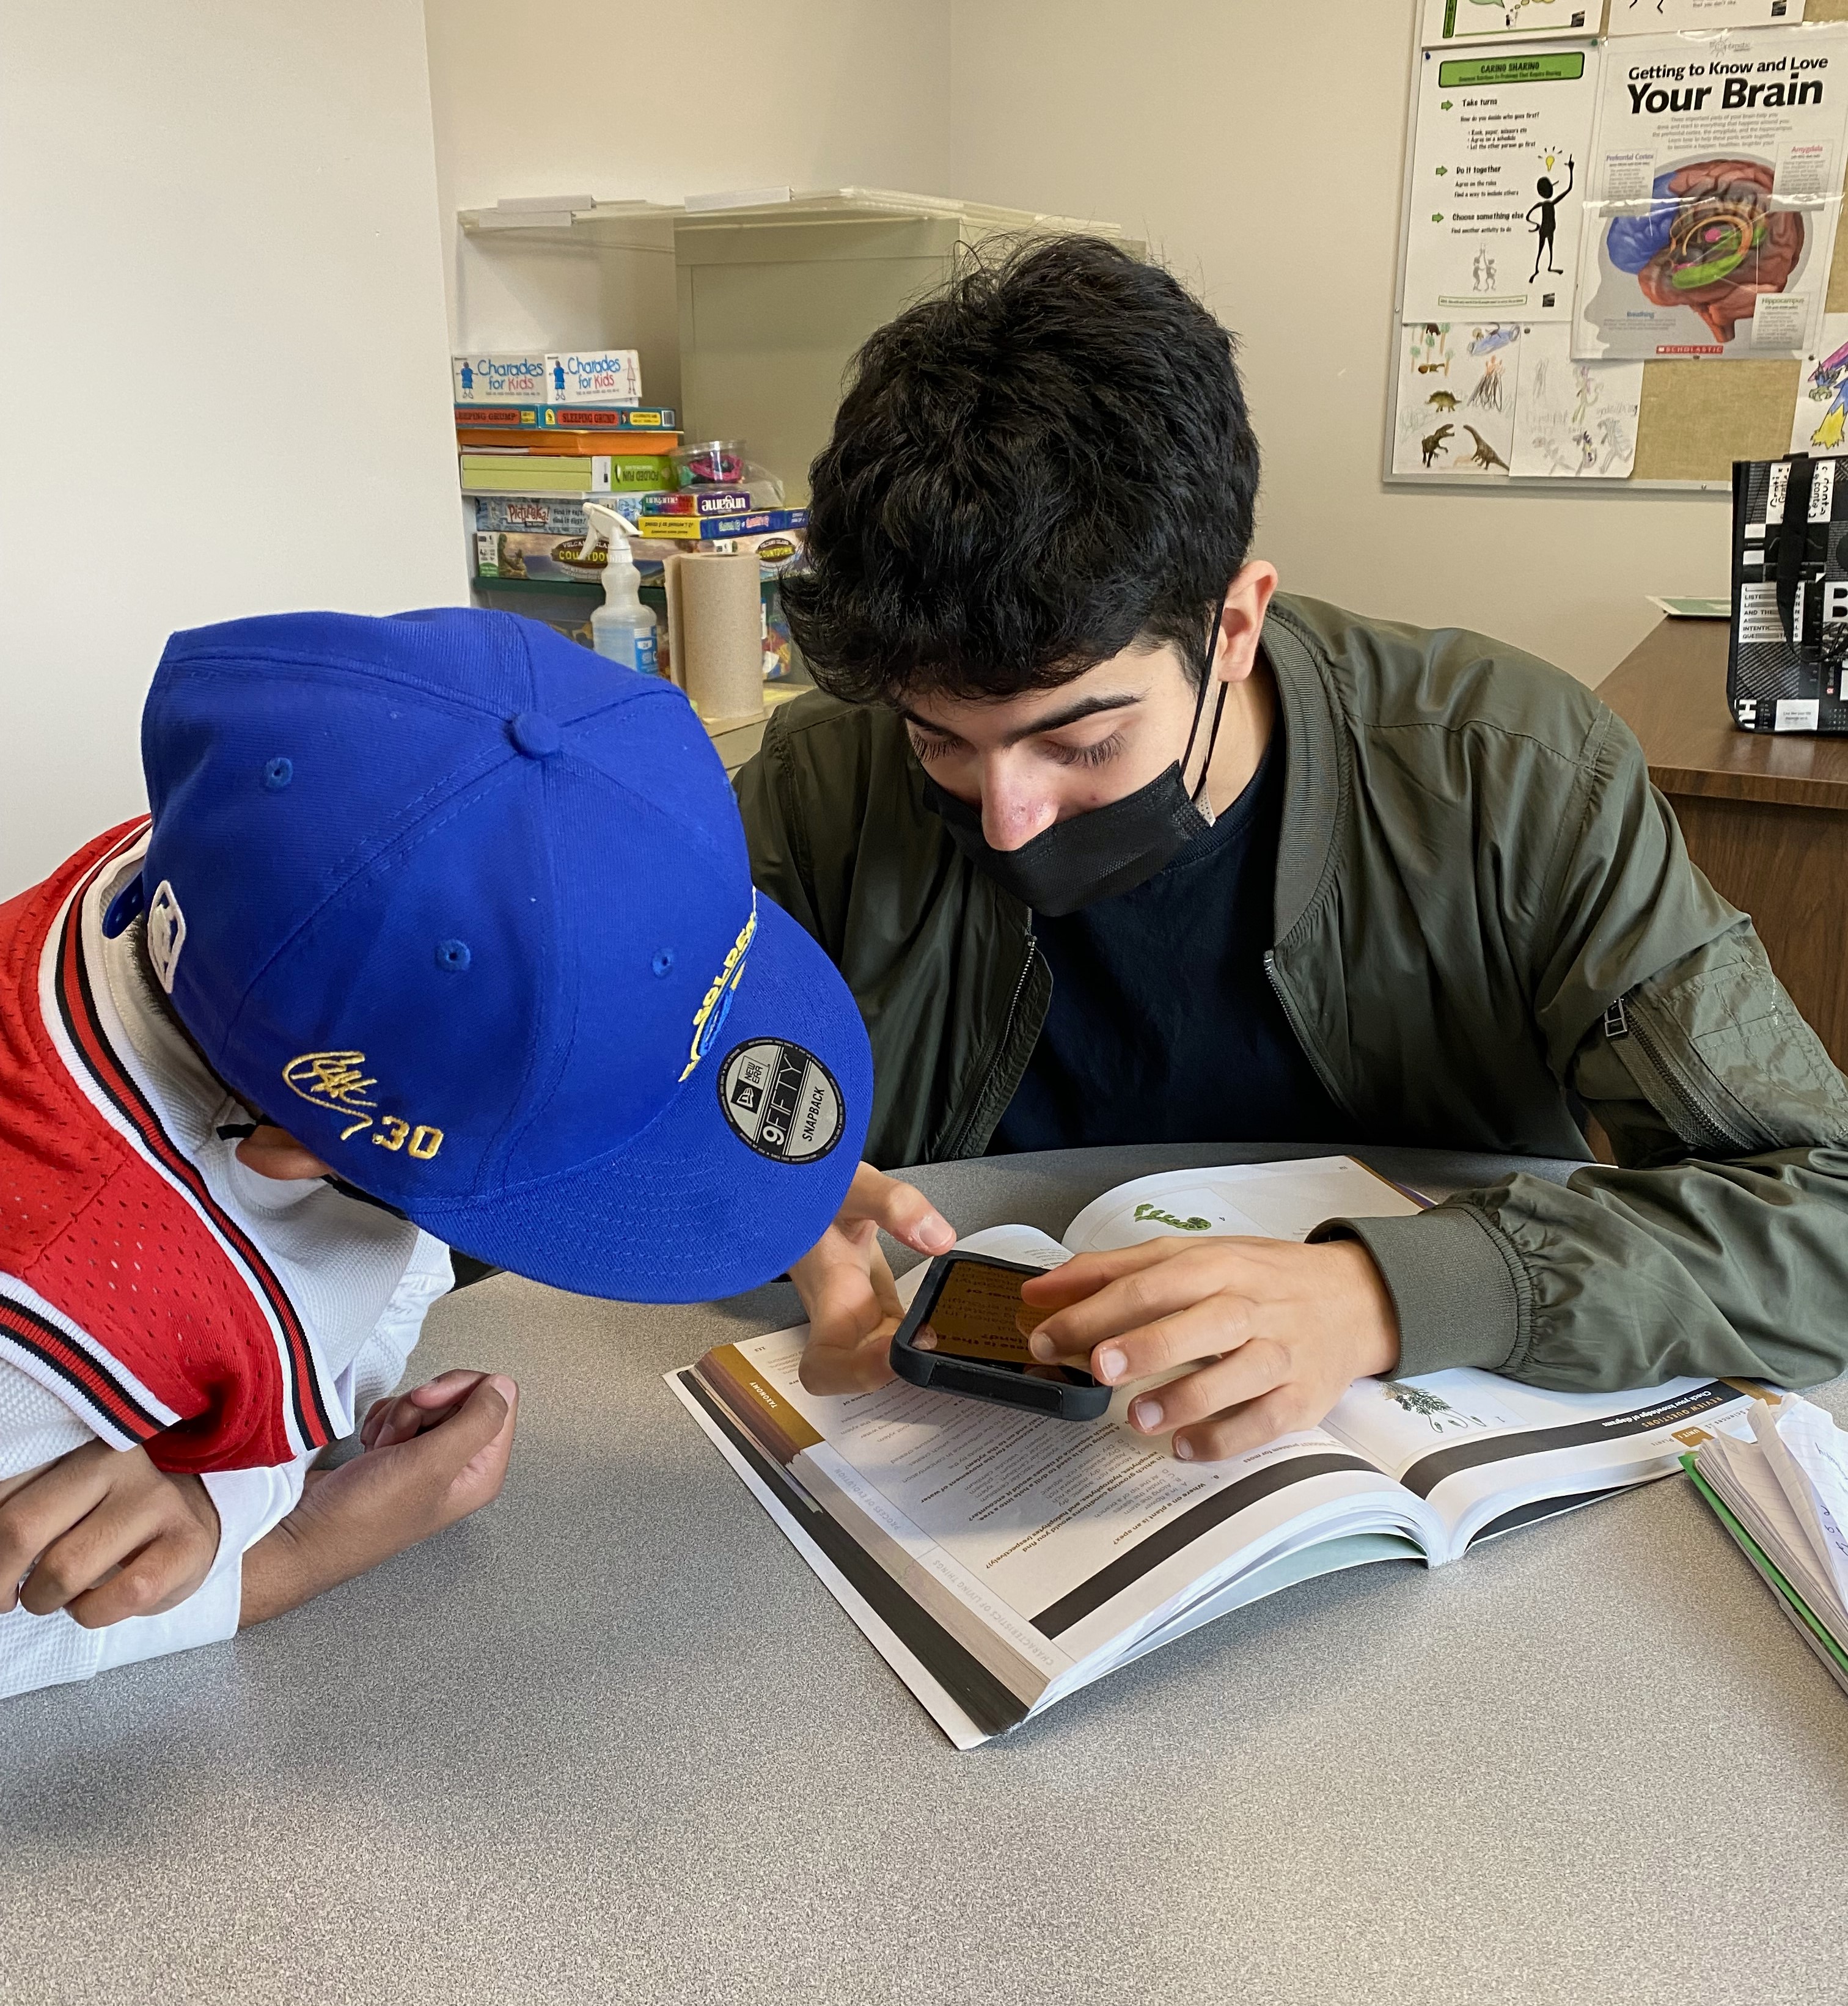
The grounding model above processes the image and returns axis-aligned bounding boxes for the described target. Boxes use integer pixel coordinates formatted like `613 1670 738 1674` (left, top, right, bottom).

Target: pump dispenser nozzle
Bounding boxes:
582 502 659 678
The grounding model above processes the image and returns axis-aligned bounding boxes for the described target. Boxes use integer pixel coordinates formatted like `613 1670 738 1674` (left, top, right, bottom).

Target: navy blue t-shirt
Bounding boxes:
989 725 1349 1153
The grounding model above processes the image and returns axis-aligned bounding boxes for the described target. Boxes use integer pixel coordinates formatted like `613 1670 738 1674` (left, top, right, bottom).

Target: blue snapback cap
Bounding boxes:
105 607 870 1303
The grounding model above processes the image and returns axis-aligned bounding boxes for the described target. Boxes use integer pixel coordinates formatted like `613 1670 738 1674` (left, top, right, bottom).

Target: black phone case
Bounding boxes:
889 1253 1112 1421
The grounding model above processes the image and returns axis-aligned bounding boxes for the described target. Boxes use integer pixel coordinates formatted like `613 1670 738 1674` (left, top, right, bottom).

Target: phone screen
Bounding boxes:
912 1261 1098 1387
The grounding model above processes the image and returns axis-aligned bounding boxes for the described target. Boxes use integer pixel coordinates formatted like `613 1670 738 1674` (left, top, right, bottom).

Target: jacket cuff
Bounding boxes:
1309 1204 1524 1378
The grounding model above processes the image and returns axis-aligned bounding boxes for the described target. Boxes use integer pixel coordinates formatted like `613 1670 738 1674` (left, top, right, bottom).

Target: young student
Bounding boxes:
741 235 1848 1462
1 606 875 1699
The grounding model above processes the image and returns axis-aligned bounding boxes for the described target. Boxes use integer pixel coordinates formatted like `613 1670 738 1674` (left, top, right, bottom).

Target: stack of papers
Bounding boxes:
1685 1396 1848 1696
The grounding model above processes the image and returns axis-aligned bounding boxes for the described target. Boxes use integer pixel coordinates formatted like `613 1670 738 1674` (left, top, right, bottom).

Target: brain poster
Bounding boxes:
1403 45 1602 324
1573 24 1848 359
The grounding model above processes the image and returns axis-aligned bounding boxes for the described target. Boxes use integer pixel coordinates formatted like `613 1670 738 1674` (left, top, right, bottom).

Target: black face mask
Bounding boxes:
920 617 1231 918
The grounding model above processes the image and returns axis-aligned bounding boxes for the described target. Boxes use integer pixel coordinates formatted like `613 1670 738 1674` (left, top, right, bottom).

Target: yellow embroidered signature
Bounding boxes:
282 1051 443 1159
679 897 757 1083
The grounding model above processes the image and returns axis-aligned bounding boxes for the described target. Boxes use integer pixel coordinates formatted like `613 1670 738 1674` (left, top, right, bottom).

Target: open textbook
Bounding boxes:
669 1157 1759 1747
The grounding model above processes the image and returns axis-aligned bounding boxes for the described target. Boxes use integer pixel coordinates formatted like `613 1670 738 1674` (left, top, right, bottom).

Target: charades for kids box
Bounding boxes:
545 349 642 405
453 353 549 403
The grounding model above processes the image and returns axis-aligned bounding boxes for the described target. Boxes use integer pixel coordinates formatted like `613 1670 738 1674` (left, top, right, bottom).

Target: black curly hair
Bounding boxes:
780 233 1260 705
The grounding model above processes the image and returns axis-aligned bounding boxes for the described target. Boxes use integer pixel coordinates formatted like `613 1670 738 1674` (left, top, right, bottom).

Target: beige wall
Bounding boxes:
424 2 954 412
424 0 1717 680
2 0 1723 903
947 0 1729 684
0 0 464 895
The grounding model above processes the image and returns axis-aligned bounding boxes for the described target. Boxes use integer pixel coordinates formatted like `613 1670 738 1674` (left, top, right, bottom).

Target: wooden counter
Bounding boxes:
1599 618 1848 1067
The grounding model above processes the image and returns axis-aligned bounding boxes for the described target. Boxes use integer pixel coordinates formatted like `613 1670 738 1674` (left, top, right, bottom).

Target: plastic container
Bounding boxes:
672 438 747 488
582 502 661 676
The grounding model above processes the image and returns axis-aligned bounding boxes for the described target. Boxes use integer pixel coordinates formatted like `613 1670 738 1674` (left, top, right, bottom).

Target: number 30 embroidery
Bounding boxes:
372 1117 443 1159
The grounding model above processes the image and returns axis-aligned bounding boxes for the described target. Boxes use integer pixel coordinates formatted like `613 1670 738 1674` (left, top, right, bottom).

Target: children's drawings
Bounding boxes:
1393 322 1520 475
1509 323 1643 477
1791 313 1848 457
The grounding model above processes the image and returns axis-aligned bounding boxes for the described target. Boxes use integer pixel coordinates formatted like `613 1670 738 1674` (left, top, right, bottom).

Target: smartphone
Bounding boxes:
889 1253 1110 1421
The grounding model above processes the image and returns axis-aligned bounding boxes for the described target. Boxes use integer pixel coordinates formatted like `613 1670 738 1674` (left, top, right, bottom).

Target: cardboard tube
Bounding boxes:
662 551 687 690
674 551 765 730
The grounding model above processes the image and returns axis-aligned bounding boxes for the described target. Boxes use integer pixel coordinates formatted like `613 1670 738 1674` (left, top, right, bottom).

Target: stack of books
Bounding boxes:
458 405 680 496
453 345 678 497
457 351 671 653
455 350 809 687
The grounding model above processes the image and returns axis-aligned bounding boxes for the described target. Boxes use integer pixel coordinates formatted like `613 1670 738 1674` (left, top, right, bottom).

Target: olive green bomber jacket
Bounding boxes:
736 593 1848 1393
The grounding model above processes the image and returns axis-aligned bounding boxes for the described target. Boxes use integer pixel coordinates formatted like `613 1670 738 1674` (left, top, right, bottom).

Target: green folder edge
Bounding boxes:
1681 1452 1848 1682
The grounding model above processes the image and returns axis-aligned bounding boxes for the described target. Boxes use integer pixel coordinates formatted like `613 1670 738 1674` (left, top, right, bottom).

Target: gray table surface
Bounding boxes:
4 1142 1846 2006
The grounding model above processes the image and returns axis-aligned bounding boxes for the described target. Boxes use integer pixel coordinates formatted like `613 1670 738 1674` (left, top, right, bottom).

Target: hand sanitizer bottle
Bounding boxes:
582 502 660 676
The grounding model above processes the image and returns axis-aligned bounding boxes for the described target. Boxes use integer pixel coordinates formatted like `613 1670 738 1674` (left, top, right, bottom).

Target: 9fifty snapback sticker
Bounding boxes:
718 1039 845 1164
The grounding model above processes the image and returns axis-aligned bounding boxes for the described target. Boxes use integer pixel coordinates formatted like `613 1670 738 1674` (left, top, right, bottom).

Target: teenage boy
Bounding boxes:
1 606 875 1699
741 235 1848 1462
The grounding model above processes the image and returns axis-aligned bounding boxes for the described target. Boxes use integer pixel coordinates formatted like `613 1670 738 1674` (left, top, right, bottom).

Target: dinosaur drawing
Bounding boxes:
1461 424 1508 472
1426 389 1459 412
1421 423 1454 467
1466 351 1506 413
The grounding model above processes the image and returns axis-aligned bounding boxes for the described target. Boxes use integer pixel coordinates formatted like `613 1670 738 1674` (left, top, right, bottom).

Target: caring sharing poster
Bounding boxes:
1403 43 1602 323
1574 23 1848 359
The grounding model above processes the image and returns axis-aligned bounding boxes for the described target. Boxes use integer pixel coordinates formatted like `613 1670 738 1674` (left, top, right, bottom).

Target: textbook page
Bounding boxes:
673 1162 1437 1739
1061 1155 1421 1253
1324 1369 1757 1554
695 1312 1426 1693
1062 1159 1756 1557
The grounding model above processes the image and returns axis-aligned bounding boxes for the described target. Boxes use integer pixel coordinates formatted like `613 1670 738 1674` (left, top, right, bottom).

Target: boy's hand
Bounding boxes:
0 1441 221 1627
791 1162 955 1396
1020 1236 1400 1462
241 1370 517 1627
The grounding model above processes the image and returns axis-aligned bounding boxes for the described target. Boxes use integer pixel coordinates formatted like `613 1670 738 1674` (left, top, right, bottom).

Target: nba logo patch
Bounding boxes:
146 880 187 992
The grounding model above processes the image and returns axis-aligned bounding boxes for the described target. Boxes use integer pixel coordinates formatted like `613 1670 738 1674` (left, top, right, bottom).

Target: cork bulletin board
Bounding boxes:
1387 0 1848 490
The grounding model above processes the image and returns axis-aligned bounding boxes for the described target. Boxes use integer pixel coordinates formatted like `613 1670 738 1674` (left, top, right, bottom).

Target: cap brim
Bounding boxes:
405 896 871 1302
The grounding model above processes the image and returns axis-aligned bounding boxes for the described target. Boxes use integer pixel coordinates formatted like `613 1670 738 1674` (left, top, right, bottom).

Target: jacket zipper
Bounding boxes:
1263 948 1358 1124
944 922 1039 1159
1603 994 1740 1154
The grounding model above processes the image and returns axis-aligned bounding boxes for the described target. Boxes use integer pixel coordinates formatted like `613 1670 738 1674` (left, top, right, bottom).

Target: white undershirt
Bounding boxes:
0 1369 89 1481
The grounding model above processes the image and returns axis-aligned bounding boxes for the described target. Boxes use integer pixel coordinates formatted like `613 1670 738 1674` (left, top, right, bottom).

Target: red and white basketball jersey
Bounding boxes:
0 824 442 1474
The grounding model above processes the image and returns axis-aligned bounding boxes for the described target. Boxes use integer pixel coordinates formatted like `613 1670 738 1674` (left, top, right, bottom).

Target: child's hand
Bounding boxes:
358 1369 512 1457
0 1441 221 1627
791 1162 955 1396
241 1371 518 1627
